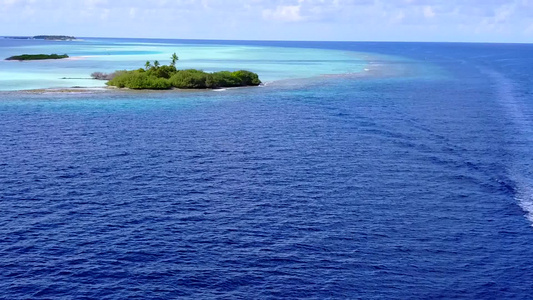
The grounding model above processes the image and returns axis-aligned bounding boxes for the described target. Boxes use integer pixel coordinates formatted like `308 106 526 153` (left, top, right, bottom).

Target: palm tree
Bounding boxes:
154 60 160 68
145 61 151 70
170 53 179 67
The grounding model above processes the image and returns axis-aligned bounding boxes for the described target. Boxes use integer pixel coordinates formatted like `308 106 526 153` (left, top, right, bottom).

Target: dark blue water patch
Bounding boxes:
1 42 533 299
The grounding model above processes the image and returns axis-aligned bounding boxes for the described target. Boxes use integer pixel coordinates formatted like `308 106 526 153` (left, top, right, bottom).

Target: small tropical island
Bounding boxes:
4 35 77 41
95 53 261 90
5 54 69 61
33 35 76 41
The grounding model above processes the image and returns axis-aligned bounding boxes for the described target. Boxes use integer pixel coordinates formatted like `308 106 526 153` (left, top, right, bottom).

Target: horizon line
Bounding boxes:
2 35 532 45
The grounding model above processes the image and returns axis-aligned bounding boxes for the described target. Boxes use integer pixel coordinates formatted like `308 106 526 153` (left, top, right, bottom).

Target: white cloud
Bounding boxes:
129 7 137 18
2 0 20 5
493 4 514 23
423 6 435 18
263 5 304 22
391 10 406 23
0 0 530 42
525 23 533 35
100 8 110 20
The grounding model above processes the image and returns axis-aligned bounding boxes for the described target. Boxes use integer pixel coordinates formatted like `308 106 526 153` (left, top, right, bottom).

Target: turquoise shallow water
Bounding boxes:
1 40 533 299
0 38 372 91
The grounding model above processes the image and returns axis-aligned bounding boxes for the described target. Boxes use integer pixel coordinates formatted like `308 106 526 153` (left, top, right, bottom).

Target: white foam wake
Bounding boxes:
515 176 533 226
483 68 533 226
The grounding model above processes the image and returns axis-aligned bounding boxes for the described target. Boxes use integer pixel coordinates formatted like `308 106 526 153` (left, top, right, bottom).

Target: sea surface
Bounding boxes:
0 38 533 299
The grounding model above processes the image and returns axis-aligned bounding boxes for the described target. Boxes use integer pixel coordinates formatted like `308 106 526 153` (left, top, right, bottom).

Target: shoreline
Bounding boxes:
0 64 401 95
5 85 259 95
0 53 413 95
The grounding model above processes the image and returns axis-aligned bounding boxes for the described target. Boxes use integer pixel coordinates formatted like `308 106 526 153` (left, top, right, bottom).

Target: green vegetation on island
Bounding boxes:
6 54 69 61
4 35 76 40
33 35 76 41
99 53 261 90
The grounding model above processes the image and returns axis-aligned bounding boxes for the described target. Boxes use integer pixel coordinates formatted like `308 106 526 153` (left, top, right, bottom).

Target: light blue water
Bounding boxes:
0 39 533 299
0 37 371 91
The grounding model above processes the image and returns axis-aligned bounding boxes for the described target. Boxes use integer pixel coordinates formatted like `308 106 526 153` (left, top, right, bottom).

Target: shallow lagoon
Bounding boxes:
0 37 372 91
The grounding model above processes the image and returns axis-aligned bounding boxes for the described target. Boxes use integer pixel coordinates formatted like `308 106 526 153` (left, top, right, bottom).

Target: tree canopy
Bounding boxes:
6 54 69 61
105 56 261 90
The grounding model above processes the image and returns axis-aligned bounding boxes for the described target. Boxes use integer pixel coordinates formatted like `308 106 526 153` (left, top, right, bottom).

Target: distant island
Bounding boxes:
6 54 69 61
4 35 76 41
95 53 261 90
33 35 76 41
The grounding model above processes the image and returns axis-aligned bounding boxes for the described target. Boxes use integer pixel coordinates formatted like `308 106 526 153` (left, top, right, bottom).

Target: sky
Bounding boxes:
0 0 532 43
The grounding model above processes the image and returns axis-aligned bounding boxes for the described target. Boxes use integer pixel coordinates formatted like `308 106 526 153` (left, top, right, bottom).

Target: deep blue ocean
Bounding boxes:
1 39 533 299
